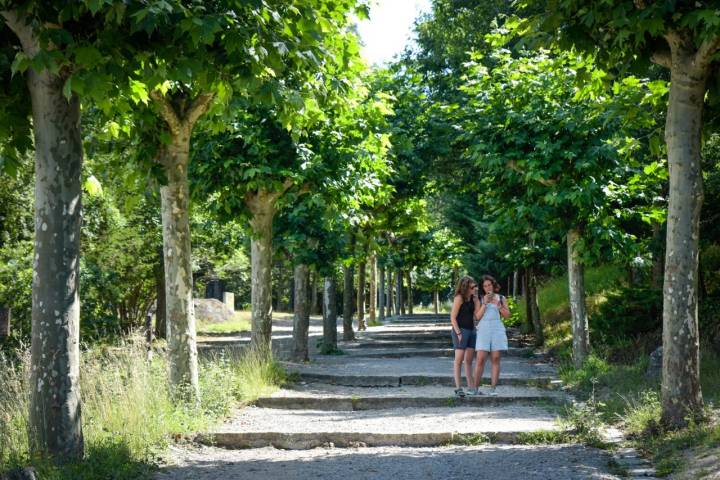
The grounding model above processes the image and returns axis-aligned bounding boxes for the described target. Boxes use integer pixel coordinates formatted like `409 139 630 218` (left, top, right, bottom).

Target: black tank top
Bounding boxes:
456 298 475 330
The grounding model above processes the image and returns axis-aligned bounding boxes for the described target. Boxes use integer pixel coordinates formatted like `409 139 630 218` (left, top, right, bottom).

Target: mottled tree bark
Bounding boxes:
342 264 355 341
567 229 589 368
379 264 385 321
321 276 338 352
154 245 166 340
2 11 85 460
291 263 310 361
151 91 213 403
369 254 377 324
310 270 319 315
433 290 439 314
522 268 533 334
247 191 276 350
659 34 712 427
357 260 366 330
512 270 519 298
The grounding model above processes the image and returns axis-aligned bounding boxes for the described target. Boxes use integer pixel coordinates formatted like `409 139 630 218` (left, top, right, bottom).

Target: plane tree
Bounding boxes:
519 0 720 429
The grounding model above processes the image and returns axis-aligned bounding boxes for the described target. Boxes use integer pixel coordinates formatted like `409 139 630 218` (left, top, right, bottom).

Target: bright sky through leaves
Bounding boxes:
357 0 432 66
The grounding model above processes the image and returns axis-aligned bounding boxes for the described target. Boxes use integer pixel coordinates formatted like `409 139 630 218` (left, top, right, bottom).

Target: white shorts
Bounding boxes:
475 320 508 351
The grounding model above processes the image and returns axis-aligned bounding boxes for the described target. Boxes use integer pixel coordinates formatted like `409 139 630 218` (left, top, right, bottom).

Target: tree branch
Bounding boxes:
651 49 671 69
506 160 557 186
1 10 40 56
186 92 215 128
696 35 720 69
149 90 182 136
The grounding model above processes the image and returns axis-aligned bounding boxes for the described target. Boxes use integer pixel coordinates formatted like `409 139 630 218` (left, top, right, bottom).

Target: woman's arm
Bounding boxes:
498 296 511 319
473 295 485 322
450 294 463 335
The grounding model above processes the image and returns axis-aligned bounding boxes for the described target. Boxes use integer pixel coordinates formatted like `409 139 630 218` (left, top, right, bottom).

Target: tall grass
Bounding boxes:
0 338 285 478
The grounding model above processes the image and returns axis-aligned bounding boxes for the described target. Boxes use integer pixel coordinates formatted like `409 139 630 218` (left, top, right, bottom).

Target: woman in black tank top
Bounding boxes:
450 276 481 397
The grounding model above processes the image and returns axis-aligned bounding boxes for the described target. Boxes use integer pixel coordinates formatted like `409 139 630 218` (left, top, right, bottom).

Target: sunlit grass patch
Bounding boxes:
0 338 285 478
198 311 252 334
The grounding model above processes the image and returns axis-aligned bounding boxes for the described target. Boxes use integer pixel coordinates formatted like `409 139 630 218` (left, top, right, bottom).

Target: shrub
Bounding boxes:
589 286 662 352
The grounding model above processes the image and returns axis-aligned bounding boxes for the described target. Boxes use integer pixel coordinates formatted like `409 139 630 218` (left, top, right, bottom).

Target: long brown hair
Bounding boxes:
454 276 476 301
481 274 501 293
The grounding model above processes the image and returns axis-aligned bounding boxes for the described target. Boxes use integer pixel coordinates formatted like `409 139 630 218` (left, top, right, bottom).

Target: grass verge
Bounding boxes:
0 338 286 479
197 311 252 334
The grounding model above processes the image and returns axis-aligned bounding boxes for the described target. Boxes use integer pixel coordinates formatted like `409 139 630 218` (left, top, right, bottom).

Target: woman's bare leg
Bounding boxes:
490 350 502 387
453 349 465 388
474 350 489 388
464 348 475 388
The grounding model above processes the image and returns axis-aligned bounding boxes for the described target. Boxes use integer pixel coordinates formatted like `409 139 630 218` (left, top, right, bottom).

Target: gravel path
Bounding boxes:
155 444 622 480
283 354 556 380
216 405 560 434
155 315 626 480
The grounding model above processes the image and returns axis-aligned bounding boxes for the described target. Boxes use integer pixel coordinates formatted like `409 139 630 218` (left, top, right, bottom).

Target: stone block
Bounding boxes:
223 292 235 311
194 298 233 324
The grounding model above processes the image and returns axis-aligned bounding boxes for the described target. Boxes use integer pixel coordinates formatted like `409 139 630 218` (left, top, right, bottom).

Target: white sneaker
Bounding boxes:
488 388 498 397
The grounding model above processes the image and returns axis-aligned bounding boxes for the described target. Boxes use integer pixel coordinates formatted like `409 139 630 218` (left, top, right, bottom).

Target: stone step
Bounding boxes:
336 347 536 358
200 404 561 450
254 394 566 410
342 339 524 349
294 373 558 388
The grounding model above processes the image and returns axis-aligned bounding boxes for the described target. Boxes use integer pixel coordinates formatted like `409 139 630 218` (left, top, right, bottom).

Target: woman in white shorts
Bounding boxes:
473 275 510 396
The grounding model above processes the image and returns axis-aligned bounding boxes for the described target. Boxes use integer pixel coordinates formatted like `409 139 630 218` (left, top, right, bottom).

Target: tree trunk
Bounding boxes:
369 254 377 324
310 271 319 316
357 260 366 330
288 274 295 311
652 221 664 290
155 245 166 340
660 47 708 427
248 191 277 350
386 266 394 317
342 264 355 341
528 266 544 346
379 264 385 321
291 264 310 361
433 290 439 314
7 13 86 456
396 270 404 316
522 268 533 334
513 270 519 298
567 229 589 368
321 275 338 352
149 89 213 402
406 270 413 315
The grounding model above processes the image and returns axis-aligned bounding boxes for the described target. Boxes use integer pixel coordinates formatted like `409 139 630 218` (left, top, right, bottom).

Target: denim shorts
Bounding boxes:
475 320 508 351
451 328 477 350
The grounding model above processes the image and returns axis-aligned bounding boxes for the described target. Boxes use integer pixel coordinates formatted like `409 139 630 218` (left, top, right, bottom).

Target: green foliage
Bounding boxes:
590 287 662 350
